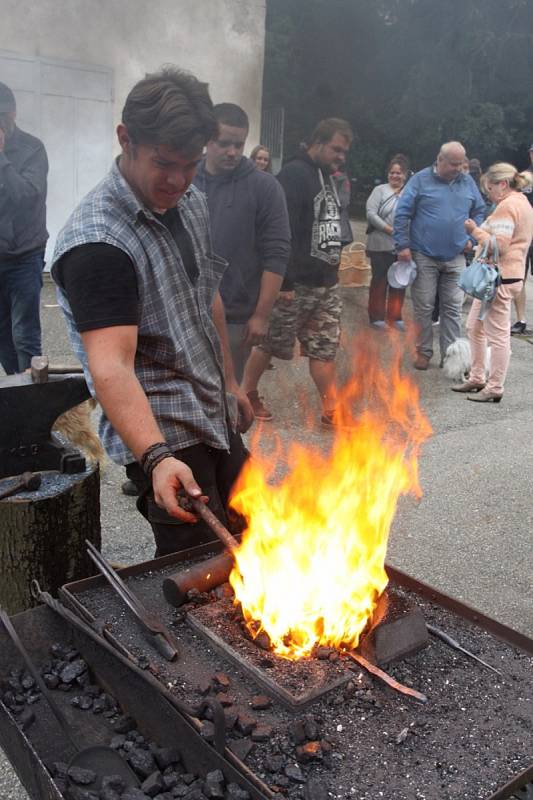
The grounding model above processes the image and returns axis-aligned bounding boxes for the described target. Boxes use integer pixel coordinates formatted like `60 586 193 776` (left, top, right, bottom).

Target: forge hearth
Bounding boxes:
57 552 533 800
186 587 429 710
188 599 351 710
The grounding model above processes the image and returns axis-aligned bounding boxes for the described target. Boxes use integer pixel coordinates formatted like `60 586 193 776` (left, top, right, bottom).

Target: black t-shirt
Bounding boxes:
53 208 198 332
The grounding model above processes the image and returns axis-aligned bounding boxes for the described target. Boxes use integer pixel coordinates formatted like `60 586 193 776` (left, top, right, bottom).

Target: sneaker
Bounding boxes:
510 320 526 335
121 479 140 497
413 353 430 370
247 390 273 421
389 320 406 332
370 320 387 330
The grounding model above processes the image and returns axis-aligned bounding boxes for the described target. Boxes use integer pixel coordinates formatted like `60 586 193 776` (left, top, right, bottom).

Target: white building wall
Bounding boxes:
0 0 266 259
0 0 266 144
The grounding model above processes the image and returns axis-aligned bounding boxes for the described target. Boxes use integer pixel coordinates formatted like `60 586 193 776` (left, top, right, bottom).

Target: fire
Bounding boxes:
229 335 432 660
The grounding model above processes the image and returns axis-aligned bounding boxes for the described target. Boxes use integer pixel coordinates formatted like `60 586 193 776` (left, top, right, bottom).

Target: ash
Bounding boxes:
76 564 533 800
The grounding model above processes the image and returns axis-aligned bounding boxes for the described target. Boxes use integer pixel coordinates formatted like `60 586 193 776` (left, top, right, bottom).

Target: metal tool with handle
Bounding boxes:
427 623 503 676
85 540 180 661
181 494 240 553
0 472 41 501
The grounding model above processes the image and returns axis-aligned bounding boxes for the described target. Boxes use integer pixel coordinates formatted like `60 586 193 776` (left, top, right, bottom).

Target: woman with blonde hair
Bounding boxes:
249 144 272 172
454 163 533 402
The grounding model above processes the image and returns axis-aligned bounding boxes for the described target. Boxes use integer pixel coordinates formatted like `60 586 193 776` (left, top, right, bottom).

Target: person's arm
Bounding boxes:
81 324 202 522
393 179 418 260
366 186 392 234
470 183 488 228
464 182 489 252
0 134 48 208
212 292 254 432
277 166 305 289
55 243 202 521
246 177 291 344
465 205 515 259
244 270 283 345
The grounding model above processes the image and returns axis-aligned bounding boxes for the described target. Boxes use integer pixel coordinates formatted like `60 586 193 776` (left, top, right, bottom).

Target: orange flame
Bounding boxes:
229 335 432 660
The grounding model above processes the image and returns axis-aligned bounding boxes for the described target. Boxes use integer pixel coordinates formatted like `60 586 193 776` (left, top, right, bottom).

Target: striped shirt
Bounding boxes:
52 160 233 465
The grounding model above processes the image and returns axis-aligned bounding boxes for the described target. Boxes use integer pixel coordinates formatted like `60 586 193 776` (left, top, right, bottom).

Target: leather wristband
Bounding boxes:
141 442 173 476
145 450 175 481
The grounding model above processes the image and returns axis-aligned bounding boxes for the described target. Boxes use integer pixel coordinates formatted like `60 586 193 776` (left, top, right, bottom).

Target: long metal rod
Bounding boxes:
85 540 179 661
86 540 149 621
346 650 428 703
186 496 239 554
427 624 503 676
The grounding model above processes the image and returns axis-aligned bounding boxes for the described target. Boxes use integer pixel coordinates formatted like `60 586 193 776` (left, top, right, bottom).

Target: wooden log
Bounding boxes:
0 465 101 614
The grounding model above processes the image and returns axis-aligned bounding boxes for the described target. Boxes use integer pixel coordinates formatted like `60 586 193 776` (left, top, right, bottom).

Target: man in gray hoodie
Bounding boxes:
193 104 290 383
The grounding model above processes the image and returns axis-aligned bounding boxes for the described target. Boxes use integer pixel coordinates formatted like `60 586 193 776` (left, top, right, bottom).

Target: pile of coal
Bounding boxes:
193 673 332 800
195 674 275 764
52 736 254 800
3 643 258 800
1 665 43 731
0 642 123 728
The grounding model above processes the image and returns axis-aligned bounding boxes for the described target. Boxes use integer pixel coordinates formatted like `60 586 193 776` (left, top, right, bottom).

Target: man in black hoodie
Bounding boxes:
193 104 290 383
242 119 353 426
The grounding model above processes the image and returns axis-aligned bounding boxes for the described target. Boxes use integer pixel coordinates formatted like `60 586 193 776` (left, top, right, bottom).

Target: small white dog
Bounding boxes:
443 337 491 382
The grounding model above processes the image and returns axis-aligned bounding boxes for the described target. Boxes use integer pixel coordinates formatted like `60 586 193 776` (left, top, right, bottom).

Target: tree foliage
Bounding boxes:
263 0 533 190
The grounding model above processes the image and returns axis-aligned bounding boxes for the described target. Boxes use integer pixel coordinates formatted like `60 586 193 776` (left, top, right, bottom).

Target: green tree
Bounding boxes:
263 0 533 192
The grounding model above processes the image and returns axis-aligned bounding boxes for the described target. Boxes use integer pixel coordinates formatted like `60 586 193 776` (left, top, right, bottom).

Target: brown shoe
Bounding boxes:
451 381 486 393
247 390 273 421
467 389 502 404
413 354 430 370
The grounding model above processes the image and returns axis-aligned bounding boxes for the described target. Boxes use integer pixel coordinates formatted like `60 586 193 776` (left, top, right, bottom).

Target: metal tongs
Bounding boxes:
86 540 179 662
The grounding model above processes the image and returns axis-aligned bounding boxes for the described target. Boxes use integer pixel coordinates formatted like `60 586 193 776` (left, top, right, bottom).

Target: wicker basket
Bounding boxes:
339 241 371 287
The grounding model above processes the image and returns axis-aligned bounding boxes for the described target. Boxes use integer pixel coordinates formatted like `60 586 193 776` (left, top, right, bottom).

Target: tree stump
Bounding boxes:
0 465 101 613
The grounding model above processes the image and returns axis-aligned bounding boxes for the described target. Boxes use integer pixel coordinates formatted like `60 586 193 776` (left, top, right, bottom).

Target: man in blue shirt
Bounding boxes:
394 141 485 369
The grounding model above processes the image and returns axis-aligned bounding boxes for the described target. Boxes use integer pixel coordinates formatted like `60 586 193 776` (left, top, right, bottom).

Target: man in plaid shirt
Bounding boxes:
52 67 253 556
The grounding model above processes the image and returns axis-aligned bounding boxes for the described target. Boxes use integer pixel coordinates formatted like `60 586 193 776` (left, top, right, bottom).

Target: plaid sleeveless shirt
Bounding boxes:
52 160 232 465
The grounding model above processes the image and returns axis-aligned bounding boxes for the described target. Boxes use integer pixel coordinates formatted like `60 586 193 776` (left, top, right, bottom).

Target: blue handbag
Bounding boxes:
458 235 501 320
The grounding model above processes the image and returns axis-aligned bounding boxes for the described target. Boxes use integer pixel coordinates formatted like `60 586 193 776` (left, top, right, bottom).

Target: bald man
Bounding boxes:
394 141 486 369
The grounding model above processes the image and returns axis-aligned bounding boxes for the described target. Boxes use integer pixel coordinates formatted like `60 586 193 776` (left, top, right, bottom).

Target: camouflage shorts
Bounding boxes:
259 283 342 362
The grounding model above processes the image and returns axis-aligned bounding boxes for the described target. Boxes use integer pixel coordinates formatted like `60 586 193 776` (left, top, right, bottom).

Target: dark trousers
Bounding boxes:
0 250 45 374
126 430 248 557
367 250 405 323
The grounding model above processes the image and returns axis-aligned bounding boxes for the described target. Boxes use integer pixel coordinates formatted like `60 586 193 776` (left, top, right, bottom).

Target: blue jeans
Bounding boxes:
0 250 45 374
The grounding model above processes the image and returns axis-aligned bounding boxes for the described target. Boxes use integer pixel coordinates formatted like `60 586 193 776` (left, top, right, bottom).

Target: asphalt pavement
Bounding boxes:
1 254 532 798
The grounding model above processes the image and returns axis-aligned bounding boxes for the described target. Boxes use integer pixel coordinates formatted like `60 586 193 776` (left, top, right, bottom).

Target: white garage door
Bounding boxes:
0 51 113 265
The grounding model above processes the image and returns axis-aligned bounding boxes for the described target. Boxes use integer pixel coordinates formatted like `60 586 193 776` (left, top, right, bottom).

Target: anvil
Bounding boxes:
0 357 91 479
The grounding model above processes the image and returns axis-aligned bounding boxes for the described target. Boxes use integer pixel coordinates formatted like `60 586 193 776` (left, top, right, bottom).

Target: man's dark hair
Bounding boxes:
213 103 249 131
308 118 353 146
0 81 16 113
122 66 217 153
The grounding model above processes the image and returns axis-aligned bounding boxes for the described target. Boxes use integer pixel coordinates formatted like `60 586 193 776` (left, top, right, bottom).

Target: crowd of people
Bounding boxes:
1 67 532 556
366 139 533 402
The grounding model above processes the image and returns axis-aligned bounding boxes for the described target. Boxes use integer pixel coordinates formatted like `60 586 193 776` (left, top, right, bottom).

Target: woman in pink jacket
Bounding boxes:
454 162 533 402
